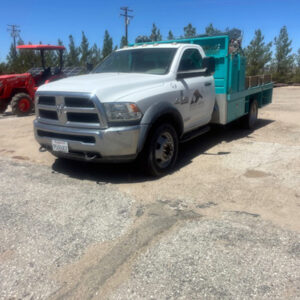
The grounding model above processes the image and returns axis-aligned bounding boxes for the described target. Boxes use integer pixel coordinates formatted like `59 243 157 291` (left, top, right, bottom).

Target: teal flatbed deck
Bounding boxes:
134 35 273 125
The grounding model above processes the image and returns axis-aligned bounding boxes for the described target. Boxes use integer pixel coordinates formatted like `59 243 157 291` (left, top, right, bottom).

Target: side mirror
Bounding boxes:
202 57 215 75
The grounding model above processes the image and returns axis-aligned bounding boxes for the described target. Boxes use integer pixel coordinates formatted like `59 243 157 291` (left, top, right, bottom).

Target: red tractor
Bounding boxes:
0 45 65 116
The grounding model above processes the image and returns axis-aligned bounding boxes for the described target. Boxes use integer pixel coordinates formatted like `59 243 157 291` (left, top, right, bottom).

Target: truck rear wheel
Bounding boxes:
140 123 178 176
11 93 33 116
242 99 258 129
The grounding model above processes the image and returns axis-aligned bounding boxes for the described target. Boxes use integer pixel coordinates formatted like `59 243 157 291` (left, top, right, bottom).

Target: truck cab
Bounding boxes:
34 35 272 176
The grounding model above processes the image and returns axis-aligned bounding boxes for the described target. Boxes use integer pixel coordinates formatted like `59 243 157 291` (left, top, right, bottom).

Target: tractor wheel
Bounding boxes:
11 93 33 116
0 101 8 114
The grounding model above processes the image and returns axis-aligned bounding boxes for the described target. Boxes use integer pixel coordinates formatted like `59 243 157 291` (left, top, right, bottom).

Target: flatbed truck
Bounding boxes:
34 35 273 176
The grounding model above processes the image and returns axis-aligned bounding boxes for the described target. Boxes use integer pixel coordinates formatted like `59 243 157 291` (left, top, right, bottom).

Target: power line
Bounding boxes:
120 7 133 46
7 24 21 58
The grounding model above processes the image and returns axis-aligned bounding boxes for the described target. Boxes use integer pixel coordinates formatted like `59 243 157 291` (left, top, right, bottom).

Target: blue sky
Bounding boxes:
1 0 299 61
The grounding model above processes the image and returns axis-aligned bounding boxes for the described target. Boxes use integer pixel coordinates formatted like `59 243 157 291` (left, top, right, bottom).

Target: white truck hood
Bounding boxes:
37 73 166 102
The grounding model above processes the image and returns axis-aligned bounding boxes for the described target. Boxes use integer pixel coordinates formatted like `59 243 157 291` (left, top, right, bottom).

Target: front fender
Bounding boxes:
137 102 184 152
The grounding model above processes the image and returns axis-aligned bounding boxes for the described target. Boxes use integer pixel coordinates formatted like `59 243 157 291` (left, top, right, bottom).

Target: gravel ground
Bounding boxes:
0 87 300 299
0 159 133 299
110 213 300 300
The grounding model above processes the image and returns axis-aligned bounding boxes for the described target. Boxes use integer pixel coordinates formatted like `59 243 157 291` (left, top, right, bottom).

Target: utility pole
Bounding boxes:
7 24 21 58
120 7 133 45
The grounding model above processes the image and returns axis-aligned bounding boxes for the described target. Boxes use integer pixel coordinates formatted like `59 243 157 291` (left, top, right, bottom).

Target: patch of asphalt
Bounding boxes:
0 158 134 299
52 202 201 299
110 212 300 300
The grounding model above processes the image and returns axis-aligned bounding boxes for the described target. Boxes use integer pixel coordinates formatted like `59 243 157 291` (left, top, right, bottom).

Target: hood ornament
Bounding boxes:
56 104 65 115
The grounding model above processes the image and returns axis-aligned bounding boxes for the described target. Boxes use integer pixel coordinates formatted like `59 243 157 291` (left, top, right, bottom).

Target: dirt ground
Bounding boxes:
0 87 300 299
1 87 299 232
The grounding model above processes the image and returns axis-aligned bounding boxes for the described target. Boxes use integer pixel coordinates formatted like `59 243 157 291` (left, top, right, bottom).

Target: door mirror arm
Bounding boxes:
176 69 207 80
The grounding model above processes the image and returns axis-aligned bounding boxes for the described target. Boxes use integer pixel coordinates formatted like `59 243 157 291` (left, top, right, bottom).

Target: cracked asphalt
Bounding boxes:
0 87 300 299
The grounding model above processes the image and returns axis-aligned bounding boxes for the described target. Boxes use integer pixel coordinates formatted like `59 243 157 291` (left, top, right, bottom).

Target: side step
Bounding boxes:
180 125 210 143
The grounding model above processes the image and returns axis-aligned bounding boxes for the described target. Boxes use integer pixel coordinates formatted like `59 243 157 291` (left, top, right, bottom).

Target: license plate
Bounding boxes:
52 140 69 153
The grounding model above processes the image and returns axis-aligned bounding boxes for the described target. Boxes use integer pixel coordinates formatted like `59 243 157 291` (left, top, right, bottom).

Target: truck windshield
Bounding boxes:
93 48 177 75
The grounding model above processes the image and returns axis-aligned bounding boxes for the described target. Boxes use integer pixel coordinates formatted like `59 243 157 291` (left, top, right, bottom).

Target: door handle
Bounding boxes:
205 82 212 86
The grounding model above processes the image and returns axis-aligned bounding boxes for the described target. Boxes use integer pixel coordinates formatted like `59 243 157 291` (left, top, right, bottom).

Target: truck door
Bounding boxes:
177 48 214 131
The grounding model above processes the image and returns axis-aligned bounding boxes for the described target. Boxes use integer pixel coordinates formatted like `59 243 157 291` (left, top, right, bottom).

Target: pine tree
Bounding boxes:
183 23 196 38
79 31 90 67
244 29 272 76
273 26 294 82
226 28 242 41
296 48 300 68
167 30 175 40
90 43 101 66
55 39 67 69
6 43 19 72
150 23 162 41
205 23 222 36
102 30 113 59
6 38 40 73
0 62 7 75
43 42 56 69
67 35 80 66
135 35 151 43
120 36 127 48
292 48 300 83
26 41 40 71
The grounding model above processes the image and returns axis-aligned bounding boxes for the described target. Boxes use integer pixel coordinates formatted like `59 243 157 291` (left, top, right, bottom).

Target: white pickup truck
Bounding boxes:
34 35 273 176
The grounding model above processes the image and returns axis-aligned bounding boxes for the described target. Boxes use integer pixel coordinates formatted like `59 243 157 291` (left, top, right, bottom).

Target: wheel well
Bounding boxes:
246 96 257 114
11 89 30 98
149 113 183 138
138 110 184 153
250 94 261 107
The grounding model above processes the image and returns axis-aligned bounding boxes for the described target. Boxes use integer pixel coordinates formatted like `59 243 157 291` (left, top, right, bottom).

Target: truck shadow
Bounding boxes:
51 118 274 184
0 111 35 118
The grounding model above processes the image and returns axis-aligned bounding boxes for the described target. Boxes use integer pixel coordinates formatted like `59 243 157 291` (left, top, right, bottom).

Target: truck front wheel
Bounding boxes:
140 123 178 176
11 93 33 116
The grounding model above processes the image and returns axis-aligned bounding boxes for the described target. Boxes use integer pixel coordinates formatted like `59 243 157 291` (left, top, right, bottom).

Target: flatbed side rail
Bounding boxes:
245 75 272 89
227 82 273 101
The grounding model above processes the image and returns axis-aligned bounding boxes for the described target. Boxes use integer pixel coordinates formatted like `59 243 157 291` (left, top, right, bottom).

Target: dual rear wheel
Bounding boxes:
242 99 258 129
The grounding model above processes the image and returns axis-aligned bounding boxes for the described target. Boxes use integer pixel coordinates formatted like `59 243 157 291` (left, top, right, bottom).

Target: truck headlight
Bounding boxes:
103 102 143 124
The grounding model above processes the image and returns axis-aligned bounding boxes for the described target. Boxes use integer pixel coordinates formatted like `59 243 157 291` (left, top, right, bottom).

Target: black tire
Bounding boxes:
242 99 258 129
139 123 178 176
0 101 8 114
11 93 33 116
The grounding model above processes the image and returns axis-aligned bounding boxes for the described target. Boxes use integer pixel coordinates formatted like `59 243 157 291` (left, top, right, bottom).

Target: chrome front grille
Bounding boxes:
38 96 56 106
39 109 58 120
36 93 107 129
64 97 94 108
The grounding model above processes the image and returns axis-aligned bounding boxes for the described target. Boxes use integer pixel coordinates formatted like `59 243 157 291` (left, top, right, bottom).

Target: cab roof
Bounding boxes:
118 43 193 51
17 45 65 51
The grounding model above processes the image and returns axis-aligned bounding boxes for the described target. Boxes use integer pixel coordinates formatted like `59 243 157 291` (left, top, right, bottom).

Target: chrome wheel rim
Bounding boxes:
154 131 174 169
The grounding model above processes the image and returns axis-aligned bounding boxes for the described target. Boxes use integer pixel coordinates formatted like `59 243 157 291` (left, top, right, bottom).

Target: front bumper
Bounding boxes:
34 120 146 162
